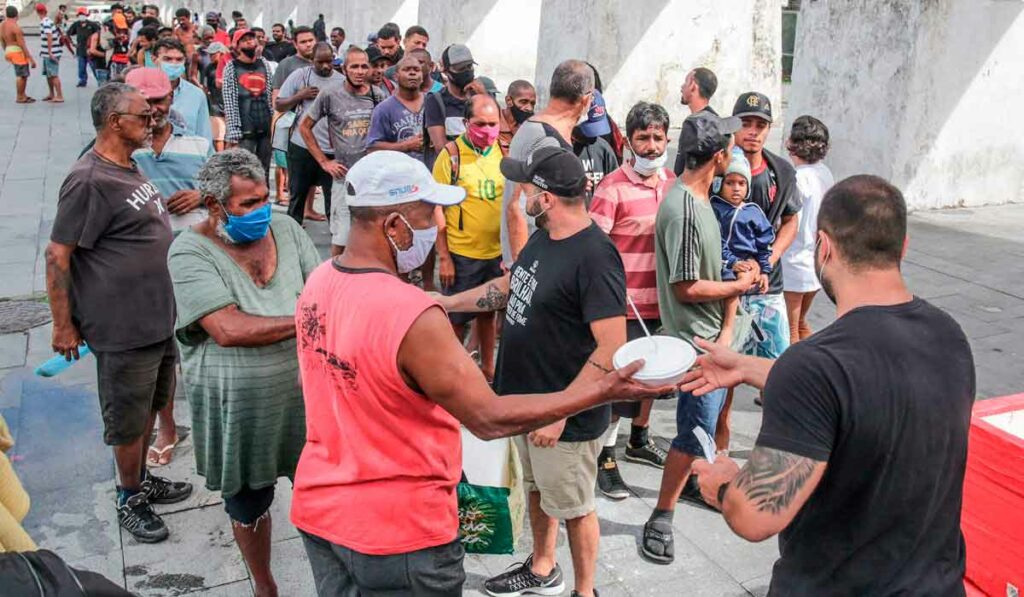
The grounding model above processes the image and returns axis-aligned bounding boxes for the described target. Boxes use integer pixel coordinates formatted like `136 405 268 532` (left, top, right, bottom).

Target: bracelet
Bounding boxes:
587 358 613 374
717 481 730 505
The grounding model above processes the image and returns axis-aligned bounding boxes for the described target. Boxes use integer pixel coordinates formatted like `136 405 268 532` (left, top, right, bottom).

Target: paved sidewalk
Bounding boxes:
2 39 1023 596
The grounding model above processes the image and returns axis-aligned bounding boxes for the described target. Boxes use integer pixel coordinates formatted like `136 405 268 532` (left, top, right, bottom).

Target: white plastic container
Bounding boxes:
612 335 697 387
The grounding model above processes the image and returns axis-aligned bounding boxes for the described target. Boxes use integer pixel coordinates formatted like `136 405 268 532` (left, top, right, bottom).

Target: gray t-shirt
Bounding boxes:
278 66 344 152
271 54 311 91
50 151 176 351
305 85 378 168
499 120 572 266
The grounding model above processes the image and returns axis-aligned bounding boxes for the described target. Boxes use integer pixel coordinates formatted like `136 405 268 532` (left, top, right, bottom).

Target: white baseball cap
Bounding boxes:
345 151 466 208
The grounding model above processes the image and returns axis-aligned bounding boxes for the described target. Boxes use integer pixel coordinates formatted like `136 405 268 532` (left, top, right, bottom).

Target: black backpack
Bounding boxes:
0 550 132 596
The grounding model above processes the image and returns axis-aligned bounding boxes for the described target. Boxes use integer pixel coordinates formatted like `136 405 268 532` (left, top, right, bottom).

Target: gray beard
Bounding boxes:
214 220 238 244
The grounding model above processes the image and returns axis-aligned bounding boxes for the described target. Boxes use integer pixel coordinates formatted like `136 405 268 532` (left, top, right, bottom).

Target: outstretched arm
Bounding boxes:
436 272 510 313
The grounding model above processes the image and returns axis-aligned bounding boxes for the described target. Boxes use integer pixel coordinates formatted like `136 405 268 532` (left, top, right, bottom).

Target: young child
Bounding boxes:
711 149 775 294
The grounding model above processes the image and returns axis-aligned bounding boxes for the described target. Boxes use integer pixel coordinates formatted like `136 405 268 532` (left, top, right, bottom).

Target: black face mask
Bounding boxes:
449 69 475 90
240 47 256 59
510 105 533 125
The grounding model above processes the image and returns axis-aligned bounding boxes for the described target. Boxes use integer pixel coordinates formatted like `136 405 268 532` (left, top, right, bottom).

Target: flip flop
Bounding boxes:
304 212 326 222
16 98 36 104
640 519 675 565
41 96 53 102
52 98 64 103
147 440 178 467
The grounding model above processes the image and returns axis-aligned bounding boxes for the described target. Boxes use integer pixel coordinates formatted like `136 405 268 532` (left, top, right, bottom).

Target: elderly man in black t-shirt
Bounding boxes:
437 146 627 597
46 83 193 545
683 175 975 595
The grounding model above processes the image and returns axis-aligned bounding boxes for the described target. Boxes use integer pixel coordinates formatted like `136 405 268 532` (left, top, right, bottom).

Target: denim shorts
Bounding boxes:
42 57 60 77
671 387 728 457
223 484 275 525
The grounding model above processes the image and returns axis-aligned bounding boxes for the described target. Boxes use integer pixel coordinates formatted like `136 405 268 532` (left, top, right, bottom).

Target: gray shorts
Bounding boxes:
94 337 176 445
300 531 465 596
514 434 602 520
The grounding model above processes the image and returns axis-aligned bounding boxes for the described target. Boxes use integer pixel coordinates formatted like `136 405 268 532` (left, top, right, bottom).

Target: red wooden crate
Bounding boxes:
962 394 1024 596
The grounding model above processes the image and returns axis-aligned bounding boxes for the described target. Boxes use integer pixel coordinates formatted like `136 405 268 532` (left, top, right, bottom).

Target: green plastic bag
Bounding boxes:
457 437 524 555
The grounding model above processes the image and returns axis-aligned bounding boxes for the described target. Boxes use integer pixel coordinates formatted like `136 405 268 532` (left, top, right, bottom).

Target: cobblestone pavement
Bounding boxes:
2 37 1022 596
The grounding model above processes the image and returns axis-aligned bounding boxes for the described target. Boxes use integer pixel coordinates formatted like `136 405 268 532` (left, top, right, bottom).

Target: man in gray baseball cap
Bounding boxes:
641 111 759 565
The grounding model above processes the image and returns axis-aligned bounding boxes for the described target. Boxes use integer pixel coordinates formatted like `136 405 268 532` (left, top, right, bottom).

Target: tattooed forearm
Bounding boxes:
732 446 817 514
475 283 509 311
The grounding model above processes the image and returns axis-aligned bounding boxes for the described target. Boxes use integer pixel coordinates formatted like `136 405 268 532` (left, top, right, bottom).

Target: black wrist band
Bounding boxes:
717 481 730 505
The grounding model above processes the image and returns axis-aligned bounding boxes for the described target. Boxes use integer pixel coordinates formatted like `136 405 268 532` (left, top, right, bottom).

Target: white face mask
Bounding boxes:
78 14 86 21
633 151 668 176
388 213 437 274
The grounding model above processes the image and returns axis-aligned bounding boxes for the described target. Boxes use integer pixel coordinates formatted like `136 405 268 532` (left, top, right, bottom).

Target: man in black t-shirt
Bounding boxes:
423 44 474 168
438 146 628 597
67 8 98 87
572 89 619 206
673 67 718 176
723 92 800 365
684 175 975 596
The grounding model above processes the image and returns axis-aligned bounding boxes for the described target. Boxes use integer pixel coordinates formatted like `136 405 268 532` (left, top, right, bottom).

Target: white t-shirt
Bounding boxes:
781 161 835 292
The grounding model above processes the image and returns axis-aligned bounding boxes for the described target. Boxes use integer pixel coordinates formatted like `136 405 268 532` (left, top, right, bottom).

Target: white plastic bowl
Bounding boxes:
612 335 697 387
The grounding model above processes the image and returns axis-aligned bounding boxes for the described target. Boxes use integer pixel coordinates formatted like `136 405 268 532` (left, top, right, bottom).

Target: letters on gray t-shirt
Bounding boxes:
499 120 572 266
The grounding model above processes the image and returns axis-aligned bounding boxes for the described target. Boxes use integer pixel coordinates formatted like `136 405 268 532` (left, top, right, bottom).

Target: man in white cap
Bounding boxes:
291 151 668 595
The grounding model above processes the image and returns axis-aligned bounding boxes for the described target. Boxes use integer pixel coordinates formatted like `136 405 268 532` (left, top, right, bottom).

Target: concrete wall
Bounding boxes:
165 0 781 127
788 0 1024 209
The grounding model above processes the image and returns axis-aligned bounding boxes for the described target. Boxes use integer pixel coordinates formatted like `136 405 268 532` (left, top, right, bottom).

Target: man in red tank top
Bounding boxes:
292 150 672 595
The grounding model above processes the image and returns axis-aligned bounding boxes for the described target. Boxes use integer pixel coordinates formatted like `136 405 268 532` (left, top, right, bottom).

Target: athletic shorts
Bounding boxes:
740 293 791 359
514 435 602 520
42 57 59 77
443 253 503 325
273 149 288 168
14 64 29 78
93 337 176 446
671 387 728 457
330 178 350 247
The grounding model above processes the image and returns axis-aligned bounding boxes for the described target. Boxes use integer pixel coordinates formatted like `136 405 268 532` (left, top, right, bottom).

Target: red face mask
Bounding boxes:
466 123 499 149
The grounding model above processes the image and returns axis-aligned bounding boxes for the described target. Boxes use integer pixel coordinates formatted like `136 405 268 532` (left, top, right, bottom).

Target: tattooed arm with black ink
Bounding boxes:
692 446 826 542
434 272 511 313
45 241 84 360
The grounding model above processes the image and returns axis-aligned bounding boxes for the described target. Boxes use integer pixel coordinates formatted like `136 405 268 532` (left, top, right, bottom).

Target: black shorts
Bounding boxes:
93 337 176 446
443 254 504 325
224 485 275 525
613 318 664 418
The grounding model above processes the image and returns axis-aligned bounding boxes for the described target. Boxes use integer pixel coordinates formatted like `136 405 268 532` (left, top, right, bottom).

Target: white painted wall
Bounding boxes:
788 0 1024 209
165 0 780 129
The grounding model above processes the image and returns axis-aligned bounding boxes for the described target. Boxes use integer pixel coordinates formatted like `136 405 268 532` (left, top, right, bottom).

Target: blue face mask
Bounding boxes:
160 62 185 81
221 203 272 243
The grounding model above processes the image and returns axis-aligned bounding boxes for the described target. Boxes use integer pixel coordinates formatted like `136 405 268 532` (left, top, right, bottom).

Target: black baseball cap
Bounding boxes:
366 45 387 65
500 146 587 197
442 44 475 69
679 112 741 160
732 91 773 123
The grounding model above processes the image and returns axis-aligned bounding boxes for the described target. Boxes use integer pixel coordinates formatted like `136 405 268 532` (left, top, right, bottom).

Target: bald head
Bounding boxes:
466 93 499 120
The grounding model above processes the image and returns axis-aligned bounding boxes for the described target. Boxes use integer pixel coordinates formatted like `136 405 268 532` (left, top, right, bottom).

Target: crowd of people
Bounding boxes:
17 5 978 597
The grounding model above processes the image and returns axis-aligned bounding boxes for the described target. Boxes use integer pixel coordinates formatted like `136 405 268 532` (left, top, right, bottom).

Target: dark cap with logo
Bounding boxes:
732 91 773 123
500 146 587 198
679 112 741 161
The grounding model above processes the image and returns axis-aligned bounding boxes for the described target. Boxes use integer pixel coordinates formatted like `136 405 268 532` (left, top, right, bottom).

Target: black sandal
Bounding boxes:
641 519 675 565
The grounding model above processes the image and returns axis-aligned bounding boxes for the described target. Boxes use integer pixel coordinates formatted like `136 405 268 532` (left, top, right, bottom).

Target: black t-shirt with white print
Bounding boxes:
494 222 626 442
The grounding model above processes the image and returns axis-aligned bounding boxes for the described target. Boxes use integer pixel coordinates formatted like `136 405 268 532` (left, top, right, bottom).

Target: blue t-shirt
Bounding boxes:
366 95 425 163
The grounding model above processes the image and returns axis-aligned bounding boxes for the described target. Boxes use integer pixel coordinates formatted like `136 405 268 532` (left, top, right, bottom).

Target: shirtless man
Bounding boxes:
2 6 38 103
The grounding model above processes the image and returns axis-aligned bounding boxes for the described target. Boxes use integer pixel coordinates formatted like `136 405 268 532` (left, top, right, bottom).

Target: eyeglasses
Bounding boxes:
115 112 156 122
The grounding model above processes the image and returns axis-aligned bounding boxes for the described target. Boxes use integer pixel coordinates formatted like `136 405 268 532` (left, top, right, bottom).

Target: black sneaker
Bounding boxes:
678 475 718 511
142 474 193 505
596 456 630 500
623 438 668 468
572 590 600 597
117 493 169 543
484 555 565 596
